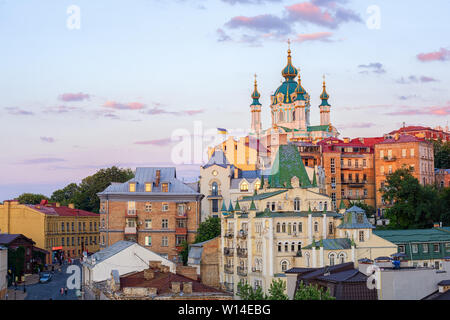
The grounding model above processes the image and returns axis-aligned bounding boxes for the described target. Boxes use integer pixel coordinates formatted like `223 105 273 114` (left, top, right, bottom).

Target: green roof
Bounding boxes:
303 238 352 250
254 211 342 219
249 199 257 211
240 189 288 201
312 169 317 187
339 200 346 210
234 200 241 211
374 228 450 244
307 125 330 132
268 144 311 188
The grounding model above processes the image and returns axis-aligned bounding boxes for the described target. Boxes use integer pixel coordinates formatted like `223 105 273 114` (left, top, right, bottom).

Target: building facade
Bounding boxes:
387 125 450 142
0 234 36 275
435 168 450 189
0 200 100 264
0 246 7 299
97 167 204 261
374 135 435 214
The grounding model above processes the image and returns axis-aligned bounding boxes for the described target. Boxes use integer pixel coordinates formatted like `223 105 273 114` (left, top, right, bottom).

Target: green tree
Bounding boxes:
179 241 189 265
50 183 79 206
267 279 289 300
8 246 25 278
294 281 335 300
237 281 266 300
431 139 450 169
194 216 221 243
72 166 134 212
381 167 441 229
17 193 49 205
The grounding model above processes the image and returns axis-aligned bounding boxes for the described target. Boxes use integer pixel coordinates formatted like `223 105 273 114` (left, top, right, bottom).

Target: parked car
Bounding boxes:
39 272 52 283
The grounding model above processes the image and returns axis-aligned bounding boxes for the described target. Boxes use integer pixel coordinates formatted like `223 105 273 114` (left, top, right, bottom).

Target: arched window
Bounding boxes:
339 252 346 264
281 260 289 272
279 111 284 122
284 242 289 252
314 222 319 232
293 223 297 233
282 223 286 233
271 202 276 211
278 242 282 252
292 110 296 121
298 222 303 233
318 202 323 211
254 181 261 191
288 223 292 234
298 242 302 251
240 182 249 192
276 223 281 233
305 253 310 267
294 198 301 211
324 202 328 211
211 182 218 196
329 253 336 266
329 222 333 235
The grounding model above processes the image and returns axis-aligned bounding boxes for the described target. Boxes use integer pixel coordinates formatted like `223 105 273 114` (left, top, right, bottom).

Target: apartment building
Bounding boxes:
97 167 203 261
0 200 100 264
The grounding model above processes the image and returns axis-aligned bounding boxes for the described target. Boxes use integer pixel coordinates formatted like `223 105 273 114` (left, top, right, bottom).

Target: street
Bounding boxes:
24 261 81 300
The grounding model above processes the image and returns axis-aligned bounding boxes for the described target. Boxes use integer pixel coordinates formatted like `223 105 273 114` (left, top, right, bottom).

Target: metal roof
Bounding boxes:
374 228 450 244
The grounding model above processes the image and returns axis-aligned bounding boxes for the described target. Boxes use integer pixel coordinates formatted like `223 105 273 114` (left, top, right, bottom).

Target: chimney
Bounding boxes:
171 282 181 294
176 266 198 281
144 269 155 280
234 168 239 179
55 202 60 207
68 203 75 209
183 282 193 294
155 170 161 187
343 137 350 143
149 261 162 270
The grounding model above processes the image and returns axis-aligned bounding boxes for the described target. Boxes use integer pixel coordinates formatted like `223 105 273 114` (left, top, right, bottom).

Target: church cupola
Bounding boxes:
319 75 331 126
251 75 261 106
250 74 262 135
294 72 306 101
281 40 298 81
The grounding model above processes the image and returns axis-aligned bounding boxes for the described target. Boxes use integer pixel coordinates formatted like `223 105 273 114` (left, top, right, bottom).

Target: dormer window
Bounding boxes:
240 182 249 192
162 183 169 192
145 183 152 192
129 183 136 192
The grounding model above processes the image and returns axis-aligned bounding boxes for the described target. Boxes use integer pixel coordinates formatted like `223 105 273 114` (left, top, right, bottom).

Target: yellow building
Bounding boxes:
0 200 100 264
218 145 397 297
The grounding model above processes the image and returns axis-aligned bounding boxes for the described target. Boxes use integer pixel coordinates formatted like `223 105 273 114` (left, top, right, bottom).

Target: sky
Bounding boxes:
0 0 449 200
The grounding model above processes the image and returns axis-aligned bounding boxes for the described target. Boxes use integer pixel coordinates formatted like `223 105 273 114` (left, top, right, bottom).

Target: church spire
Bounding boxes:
251 74 261 106
320 75 330 106
281 39 298 81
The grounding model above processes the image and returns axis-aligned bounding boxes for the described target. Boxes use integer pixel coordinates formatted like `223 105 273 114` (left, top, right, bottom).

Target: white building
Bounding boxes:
82 240 176 286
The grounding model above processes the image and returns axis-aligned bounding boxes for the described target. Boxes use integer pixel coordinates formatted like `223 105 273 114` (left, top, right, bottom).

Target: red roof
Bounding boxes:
378 134 427 144
120 269 226 295
27 203 98 217
389 125 431 134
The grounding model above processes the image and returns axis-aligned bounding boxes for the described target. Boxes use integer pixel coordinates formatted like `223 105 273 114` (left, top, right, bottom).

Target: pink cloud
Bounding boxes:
59 93 90 102
417 48 450 62
40 137 55 143
294 31 333 42
43 105 79 113
103 101 146 110
386 105 450 116
134 138 173 146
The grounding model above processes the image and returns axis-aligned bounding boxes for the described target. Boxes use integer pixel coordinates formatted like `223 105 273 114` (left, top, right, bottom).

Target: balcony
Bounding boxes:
237 229 248 239
126 209 137 217
225 231 234 238
224 265 234 274
124 226 137 234
341 166 363 171
224 247 234 256
175 227 188 235
237 248 248 258
224 282 234 292
237 266 247 277
383 156 397 162
251 267 262 273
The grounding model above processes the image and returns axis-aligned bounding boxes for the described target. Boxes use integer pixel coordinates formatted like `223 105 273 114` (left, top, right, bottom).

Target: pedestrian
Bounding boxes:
60 287 64 296
65 287 68 295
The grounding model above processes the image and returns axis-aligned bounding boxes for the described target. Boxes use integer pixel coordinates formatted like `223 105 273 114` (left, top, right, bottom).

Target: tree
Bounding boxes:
8 246 25 279
72 166 134 213
294 281 335 300
194 216 221 243
267 279 289 300
381 167 441 229
17 193 49 205
237 281 266 300
50 183 79 206
431 139 450 169
179 241 189 265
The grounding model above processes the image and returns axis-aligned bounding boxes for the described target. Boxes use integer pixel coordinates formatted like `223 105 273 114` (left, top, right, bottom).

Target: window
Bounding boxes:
212 199 219 213
162 203 169 211
211 182 219 196
72 237 74 246
127 201 136 214
339 253 345 264
83 222 86 231
129 183 136 192
399 245 405 253
67 223 70 232
363 159 367 167
412 244 418 254
446 243 450 252
298 222 303 233
62 237 65 246
90 222 92 231
162 219 168 229
355 159 359 168
347 159 351 167
94 222 97 231
359 231 365 242
294 198 301 211
61 222 65 232
328 222 333 235
402 149 406 158
282 223 286 233
293 223 297 233
162 183 169 192
145 219 152 229
380 150 384 159
276 223 281 233
410 148 414 157
90 236 92 245
318 202 323 211
161 236 168 247
314 222 318 232
423 243 429 253
176 235 187 246
145 183 152 192
177 204 186 216
330 158 335 174
79 222 81 232
271 202 276 211
348 174 353 181
329 254 335 266
126 219 136 228
177 219 187 228
388 165 393 174
72 222 74 231
240 182 249 192
278 242 282 252
281 261 289 272
380 166 385 174
284 242 288 252
435 261 440 269
254 181 261 190
433 244 440 252
145 202 152 212
331 177 336 190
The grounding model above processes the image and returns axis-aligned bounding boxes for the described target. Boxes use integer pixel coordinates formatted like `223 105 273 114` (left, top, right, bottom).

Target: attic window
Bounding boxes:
145 183 152 192
129 183 136 192
162 183 169 192
240 182 249 192
357 213 364 224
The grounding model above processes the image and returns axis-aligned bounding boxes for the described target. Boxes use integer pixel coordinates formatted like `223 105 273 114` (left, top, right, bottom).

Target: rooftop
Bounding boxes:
374 227 450 243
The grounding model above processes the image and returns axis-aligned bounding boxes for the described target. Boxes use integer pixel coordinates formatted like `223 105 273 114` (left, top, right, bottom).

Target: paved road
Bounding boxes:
25 261 81 300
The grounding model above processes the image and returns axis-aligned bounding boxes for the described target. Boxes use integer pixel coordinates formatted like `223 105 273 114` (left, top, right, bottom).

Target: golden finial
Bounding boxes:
323 74 326 87
287 38 292 58
298 68 301 83
254 73 257 86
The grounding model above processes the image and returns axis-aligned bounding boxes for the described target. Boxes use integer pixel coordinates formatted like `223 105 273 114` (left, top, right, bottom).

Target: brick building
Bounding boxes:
318 137 382 210
0 200 100 264
374 135 434 215
188 237 220 289
0 234 36 275
97 167 204 262
435 169 450 189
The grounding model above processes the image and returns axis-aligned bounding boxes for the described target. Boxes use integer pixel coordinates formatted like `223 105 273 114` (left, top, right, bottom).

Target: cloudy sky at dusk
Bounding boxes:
1 0 449 200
